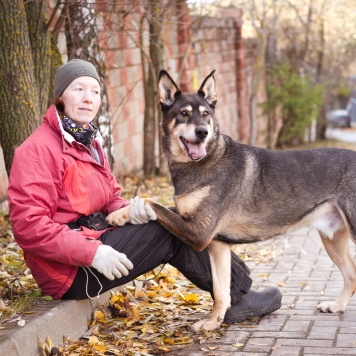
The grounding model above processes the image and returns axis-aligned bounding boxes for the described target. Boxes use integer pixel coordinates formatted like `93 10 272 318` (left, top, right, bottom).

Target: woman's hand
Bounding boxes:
129 196 157 224
91 245 133 280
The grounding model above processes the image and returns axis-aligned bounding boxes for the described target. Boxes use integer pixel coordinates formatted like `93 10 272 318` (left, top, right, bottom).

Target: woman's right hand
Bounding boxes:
91 245 133 280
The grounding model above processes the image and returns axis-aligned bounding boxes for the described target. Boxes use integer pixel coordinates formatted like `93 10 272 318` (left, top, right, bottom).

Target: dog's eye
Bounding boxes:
203 110 209 117
180 111 188 117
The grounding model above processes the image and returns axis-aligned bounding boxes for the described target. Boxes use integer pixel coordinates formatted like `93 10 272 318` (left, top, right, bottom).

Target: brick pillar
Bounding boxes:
234 18 250 143
175 0 192 91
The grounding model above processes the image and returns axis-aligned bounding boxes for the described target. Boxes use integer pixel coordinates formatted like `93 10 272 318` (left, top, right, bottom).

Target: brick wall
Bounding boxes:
0 1 269 202
99 2 269 179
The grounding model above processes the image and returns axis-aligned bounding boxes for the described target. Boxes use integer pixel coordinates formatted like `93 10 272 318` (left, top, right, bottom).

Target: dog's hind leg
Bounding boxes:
193 240 231 331
318 227 356 313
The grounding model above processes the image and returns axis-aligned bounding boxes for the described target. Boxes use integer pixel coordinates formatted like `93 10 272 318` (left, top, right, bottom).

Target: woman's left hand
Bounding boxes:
129 196 157 224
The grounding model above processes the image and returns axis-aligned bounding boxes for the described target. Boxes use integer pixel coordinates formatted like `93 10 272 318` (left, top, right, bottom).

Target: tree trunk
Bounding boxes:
315 2 326 140
143 1 164 176
25 0 51 116
0 0 40 175
264 1 278 148
64 0 114 168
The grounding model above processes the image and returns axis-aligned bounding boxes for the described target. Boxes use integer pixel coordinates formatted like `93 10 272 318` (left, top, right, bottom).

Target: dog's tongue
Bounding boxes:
187 142 206 160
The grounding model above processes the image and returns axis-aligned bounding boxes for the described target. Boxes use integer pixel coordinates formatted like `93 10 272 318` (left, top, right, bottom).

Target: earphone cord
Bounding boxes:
81 266 103 300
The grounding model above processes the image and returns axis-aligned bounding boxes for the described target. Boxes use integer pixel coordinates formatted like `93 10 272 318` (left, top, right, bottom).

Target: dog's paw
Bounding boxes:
106 207 130 226
192 318 221 331
317 301 345 313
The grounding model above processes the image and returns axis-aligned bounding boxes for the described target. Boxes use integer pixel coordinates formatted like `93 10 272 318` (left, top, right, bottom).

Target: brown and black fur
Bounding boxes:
107 70 356 331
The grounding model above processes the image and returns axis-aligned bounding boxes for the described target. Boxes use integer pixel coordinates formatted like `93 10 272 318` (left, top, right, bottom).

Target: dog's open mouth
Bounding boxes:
180 137 207 160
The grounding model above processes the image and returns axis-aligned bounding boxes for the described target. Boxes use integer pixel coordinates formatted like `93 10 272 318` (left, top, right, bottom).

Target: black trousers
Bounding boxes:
62 221 252 304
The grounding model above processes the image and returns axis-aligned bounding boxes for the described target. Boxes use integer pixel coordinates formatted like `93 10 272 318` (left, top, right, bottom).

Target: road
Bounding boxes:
325 126 356 143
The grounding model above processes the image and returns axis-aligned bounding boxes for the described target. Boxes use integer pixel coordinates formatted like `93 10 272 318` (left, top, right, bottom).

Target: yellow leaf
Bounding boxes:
133 306 140 319
126 319 136 327
164 338 175 345
158 347 172 351
94 344 106 352
184 293 199 303
111 295 122 303
93 310 106 321
146 291 156 299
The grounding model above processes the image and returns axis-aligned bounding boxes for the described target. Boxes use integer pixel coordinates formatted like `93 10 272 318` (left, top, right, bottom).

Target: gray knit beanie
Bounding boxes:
53 59 101 99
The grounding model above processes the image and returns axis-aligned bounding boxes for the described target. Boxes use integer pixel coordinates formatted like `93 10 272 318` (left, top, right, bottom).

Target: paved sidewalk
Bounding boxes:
171 229 356 356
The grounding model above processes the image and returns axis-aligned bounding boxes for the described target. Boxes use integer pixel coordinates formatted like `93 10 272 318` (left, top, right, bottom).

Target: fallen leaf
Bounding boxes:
272 342 282 350
88 335 100 345
184 293 199 303
232 342 244 347
208 346 220 350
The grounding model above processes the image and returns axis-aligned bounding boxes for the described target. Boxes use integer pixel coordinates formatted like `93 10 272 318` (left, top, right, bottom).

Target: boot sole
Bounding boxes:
223 295 282 324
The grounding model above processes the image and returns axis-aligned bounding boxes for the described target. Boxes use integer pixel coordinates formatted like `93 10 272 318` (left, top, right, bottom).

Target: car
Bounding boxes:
326 109 351 128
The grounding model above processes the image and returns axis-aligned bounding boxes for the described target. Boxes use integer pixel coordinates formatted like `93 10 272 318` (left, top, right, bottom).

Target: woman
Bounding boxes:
7 59 281 324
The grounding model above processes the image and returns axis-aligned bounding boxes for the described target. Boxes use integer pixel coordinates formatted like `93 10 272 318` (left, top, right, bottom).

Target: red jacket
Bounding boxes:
8 105 129 299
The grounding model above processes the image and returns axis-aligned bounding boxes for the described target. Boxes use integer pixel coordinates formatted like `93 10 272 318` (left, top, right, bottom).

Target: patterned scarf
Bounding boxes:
61 115 98 146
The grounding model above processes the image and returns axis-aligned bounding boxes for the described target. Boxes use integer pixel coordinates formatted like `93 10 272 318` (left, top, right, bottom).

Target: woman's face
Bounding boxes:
60 76 101 127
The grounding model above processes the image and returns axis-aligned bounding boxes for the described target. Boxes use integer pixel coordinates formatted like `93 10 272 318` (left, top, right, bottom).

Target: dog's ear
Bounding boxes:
198 70 217 107
158 70 181 109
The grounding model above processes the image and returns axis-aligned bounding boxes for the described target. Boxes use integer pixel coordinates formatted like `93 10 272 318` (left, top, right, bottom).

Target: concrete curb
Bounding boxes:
0 287 123 356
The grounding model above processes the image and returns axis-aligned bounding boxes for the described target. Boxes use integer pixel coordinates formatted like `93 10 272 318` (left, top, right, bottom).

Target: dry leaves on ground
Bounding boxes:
39 266 227 355
0 213 50 326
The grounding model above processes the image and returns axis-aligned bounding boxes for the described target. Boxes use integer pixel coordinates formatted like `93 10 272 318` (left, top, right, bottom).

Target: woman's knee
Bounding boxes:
99 221 180 255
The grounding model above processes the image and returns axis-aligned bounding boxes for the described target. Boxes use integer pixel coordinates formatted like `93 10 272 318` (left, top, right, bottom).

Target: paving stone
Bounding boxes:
243 337 275 352
282 319 311 333
308 326 338 340
336 333 356 347
270 345 302 356
250 331 307 338
304 348 356 355
339 326 356 334
276 338 333 347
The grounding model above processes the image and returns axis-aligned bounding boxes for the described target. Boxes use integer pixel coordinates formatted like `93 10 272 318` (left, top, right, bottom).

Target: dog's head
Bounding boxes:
158 70 219 163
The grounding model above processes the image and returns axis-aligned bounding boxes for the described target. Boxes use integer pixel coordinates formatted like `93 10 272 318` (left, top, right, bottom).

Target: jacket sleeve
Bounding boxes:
8 145 101 267
98 145 130 215
101 171 130 215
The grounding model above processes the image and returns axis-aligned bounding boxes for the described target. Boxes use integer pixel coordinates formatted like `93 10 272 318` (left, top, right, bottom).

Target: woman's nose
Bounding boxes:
83 91 93 102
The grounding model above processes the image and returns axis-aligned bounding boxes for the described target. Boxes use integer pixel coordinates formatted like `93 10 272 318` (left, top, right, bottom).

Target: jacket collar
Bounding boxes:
44 104 103 147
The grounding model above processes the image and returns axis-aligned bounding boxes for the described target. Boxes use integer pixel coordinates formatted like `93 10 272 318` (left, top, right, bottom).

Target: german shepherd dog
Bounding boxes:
107 70 356 331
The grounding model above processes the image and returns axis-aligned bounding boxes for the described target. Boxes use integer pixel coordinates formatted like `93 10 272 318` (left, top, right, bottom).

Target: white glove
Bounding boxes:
91 245 133 280
129 196 157 224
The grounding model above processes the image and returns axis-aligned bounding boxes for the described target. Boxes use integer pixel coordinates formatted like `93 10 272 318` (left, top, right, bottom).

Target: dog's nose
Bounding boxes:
195 126 208 140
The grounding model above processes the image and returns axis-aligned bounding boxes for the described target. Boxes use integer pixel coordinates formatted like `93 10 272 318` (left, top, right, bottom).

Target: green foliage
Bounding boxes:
264 62 324 146
332 84 351 98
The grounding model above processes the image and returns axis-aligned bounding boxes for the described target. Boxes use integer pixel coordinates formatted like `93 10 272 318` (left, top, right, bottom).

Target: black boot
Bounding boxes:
224 287 282 323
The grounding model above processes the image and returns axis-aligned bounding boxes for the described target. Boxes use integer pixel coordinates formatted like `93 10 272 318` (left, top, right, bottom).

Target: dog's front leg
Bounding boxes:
145 199 216 251
193 240 231 331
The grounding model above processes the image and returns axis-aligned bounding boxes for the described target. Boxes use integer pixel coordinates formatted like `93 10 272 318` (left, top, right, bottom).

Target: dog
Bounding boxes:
107 69 356 331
